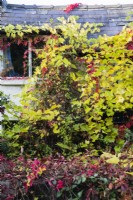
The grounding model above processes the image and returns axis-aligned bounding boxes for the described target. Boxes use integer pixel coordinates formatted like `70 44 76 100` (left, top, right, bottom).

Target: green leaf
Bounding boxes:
57 191 62 198
77 190 83 198
56 143 71 150
81 175 86 183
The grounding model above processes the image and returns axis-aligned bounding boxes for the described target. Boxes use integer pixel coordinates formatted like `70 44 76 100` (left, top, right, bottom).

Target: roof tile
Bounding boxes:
0 3 133 36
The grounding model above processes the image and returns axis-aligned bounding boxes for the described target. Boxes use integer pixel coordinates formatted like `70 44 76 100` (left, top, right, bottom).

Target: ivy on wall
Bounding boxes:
1 16 133 157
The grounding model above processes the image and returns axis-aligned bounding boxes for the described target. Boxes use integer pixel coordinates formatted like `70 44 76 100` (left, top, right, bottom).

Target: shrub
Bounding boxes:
0 153 133 200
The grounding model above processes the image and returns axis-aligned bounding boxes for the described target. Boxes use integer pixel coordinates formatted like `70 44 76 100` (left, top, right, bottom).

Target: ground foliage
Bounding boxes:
0 152 133 200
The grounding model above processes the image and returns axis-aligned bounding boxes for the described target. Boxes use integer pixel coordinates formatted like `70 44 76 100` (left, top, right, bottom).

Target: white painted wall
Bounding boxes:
0 79 27 132
0 79 26 104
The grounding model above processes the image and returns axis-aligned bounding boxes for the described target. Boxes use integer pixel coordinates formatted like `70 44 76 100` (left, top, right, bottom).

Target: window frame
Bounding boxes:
0 38 34 78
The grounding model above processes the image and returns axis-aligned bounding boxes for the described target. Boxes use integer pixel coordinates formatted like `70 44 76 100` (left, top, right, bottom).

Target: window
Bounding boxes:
2 44 27 77
0 40 31 77
0 37 45 78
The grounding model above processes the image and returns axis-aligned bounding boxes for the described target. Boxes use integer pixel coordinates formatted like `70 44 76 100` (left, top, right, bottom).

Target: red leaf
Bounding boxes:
64 3 81 13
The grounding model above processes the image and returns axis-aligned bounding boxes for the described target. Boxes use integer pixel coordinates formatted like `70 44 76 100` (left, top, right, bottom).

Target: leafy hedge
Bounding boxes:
0 153 133 200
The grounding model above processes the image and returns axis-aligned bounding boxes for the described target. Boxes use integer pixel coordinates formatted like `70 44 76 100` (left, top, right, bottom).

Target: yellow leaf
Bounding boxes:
41 133 44 138
101 152 113 159
35 67 41 75
70 72 76 81
37 110 42 116
130 162 133 167
125 172 133 176
53 124 60 133
106 156 119 164
16 24 22 30
34 197 38 200
51 104 59 110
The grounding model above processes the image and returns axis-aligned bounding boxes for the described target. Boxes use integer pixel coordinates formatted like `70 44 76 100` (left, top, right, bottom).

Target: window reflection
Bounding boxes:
2 44 28 77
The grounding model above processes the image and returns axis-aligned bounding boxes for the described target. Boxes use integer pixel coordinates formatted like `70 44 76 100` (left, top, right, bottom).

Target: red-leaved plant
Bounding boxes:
0 153 133 200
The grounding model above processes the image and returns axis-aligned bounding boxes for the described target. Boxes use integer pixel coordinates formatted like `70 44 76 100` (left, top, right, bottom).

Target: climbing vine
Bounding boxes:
1 16 133 157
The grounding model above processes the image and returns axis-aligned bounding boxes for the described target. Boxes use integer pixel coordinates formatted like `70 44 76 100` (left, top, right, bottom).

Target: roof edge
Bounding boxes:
6 3 133 10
